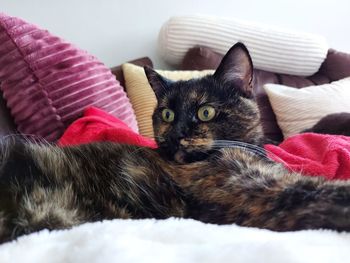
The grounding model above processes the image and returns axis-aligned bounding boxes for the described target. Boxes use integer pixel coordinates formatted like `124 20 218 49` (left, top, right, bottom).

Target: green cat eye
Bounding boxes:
162 108 175 123
198 106 216 122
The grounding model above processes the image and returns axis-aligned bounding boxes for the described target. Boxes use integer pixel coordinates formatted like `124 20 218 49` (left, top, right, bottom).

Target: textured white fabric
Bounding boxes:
158 15 328 76
264 77 350 138
0 218 349 263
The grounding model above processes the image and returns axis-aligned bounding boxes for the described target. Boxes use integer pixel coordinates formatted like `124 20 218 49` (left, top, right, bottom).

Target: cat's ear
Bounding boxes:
144 66 169 100
213 42 254 97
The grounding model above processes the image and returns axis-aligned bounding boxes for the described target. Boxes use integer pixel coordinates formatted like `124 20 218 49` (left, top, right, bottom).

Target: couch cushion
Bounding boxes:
159 15 328 76
0 13 138 141
122 63 213 138
319 49 350 81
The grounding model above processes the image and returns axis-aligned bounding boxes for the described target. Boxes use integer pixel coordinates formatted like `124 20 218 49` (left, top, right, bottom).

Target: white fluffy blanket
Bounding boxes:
0 218 349 263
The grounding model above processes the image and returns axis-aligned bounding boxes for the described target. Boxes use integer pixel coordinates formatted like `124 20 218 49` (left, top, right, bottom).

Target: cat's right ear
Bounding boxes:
144 66 169 100
213 42 254 97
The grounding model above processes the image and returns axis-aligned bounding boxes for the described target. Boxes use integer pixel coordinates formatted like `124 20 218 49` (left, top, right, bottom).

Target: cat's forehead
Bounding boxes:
158 79 215 107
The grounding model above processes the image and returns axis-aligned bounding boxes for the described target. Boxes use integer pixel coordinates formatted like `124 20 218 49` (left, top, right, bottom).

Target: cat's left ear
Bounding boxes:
144 66 169 100
213 42 254 97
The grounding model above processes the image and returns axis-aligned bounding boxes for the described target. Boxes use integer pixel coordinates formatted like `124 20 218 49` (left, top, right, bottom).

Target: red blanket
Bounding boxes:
58 107 157 148
265 133 350 180
59 108 350 180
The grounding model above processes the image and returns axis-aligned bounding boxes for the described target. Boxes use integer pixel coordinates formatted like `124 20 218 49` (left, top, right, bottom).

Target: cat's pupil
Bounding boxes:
203 110 209 117
166 111 170 119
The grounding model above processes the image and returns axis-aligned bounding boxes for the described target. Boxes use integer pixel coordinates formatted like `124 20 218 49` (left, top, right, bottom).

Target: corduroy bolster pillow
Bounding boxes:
0 13 138 141
158 15 328 76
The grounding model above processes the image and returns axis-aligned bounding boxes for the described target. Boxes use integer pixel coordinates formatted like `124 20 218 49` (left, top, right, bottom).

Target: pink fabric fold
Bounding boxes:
265 133 350 180
58 107 156 148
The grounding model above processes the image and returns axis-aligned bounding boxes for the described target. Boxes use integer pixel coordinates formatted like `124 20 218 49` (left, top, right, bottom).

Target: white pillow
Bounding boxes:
158 15 328 76
264 78 350 138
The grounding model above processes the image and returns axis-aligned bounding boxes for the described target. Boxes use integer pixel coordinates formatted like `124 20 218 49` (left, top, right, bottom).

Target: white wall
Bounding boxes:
2 0 350 68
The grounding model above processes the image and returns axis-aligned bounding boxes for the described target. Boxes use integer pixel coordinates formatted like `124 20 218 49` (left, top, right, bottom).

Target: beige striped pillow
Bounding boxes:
264 77 350 139
122 63 213 138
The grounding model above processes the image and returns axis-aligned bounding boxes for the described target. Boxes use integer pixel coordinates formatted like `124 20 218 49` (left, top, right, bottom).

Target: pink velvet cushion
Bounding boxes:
0 13 138 141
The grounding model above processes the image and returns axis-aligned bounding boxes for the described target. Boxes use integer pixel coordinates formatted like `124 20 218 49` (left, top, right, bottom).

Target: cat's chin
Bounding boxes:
174 150 187 164
156 146 212 164
173 150 209 164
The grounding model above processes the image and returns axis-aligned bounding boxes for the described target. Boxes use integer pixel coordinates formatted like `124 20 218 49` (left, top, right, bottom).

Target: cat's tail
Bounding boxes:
0 136 84 243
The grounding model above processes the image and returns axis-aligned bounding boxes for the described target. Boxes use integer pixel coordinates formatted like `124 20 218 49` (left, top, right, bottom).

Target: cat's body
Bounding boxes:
1 139 350 243
0 141 186 242
0 43 350 243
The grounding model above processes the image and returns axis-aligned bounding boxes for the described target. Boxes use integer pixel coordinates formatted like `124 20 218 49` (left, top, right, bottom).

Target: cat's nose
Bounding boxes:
173 127 187 139
172 133 185 143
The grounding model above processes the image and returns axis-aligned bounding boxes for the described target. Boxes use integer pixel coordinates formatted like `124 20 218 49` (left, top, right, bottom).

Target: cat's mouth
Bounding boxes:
157 137 214 163
173 138 214 164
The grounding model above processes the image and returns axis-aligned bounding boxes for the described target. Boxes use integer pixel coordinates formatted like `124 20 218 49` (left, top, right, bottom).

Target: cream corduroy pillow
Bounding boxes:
158 15 328 76
264 77 350 138
122 63 213 138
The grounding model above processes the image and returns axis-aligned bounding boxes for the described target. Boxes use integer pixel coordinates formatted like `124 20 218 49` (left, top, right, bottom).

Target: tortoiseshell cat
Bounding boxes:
1 43 350 244
145 43 265 163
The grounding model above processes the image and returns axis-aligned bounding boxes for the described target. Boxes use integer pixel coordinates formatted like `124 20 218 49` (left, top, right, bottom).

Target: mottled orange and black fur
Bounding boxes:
145 43 265 163
1 43 350 244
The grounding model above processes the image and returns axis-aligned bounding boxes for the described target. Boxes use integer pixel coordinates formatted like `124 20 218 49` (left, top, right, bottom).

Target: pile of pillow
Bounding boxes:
1 13 350 143
119 16 350 143
122 49 350 141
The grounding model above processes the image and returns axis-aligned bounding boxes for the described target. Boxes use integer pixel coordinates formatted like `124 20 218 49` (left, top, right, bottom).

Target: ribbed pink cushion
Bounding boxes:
0 13 138 141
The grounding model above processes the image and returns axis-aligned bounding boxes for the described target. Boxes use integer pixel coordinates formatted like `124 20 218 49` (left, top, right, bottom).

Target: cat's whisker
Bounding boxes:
211 145 268 160
211 140 297 173
213 140 269 156
211 143 264 152
212 141 267 157
212 140 267 156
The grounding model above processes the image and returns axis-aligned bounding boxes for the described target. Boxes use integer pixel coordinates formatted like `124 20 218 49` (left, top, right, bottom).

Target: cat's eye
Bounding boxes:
198 106 216 122
162 108 175 123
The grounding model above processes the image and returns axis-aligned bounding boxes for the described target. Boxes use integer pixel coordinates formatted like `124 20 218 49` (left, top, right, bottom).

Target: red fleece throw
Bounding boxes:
58 107 157 148
265 133 350 180
59 110 350 180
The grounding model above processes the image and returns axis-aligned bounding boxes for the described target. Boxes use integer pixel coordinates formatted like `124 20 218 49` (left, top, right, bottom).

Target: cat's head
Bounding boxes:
144 42 264 163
